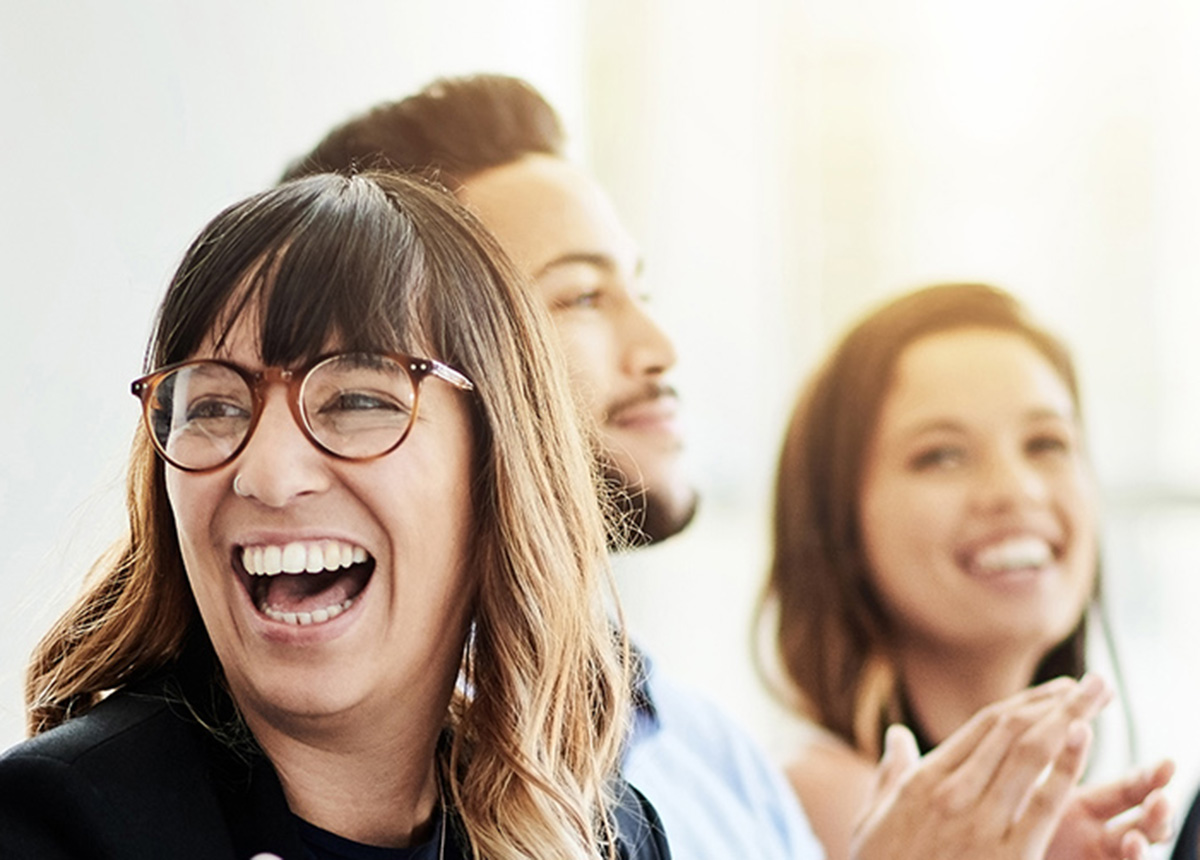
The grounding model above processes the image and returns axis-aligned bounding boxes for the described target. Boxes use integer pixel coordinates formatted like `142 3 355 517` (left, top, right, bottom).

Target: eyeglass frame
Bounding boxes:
130 351 475 473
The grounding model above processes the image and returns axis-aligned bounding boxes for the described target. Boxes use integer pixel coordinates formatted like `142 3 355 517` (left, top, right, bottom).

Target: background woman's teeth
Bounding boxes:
976 536 1052 571
305 544 325 573
263 545 282 574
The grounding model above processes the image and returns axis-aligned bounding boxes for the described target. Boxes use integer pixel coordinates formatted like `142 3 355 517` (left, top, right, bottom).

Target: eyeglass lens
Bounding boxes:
145 354 417 470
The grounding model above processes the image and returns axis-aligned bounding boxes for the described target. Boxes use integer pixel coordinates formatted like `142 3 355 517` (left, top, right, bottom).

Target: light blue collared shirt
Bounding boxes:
623 653 826 860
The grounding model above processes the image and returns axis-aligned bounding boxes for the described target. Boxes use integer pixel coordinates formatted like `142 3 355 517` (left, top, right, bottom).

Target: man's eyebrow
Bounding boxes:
533 252 644 279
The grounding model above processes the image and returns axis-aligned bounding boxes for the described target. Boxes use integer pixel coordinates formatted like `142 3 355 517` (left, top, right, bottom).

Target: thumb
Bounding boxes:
875 723 921 800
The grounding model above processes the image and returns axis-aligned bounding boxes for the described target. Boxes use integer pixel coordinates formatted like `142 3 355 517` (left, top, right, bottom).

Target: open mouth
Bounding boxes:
235 539 374 626
961 535 1058 578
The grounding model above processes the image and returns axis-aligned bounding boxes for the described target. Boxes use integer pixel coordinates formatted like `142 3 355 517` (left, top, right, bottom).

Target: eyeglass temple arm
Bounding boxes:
421 360 474 392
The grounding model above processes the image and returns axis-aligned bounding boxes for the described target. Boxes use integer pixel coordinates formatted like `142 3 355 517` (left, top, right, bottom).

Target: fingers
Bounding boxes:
852 674 1115 860
923 674 1108 833
1134 787 1174 844
921 696 1062 815
876 724 921 799
971 674 1107 845
1119 829 1150 860
1102 786 1175 853
925 676 1077 776
1060 673 1113 724
1009 719 1093 848
987 674 1111 815
1079 759 1176 820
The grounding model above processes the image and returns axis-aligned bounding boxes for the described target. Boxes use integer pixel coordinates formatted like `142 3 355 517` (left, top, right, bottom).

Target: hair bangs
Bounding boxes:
151 174 430 371
254 190 428 367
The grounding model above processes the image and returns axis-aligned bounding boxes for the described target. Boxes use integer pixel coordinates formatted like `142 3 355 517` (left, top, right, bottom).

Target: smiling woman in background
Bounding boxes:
0 171 668 859
760 282 1173 860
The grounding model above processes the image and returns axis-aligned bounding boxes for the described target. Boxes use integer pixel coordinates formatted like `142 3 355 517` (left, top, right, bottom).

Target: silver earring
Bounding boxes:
233 474 248 497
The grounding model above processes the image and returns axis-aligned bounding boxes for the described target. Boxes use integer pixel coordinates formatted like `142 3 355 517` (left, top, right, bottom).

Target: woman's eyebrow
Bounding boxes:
894 418 967 440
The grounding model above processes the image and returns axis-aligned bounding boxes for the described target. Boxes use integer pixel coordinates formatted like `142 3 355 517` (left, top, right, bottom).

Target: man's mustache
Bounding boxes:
603 383 679 423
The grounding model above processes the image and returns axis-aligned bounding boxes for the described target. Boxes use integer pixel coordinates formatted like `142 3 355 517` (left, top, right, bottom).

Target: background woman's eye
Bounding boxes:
1027 433 1070 456
910 446 966 471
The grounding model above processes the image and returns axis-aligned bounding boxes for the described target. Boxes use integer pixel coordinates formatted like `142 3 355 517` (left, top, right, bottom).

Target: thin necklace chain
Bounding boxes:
435 767 447 860
437 798 446 860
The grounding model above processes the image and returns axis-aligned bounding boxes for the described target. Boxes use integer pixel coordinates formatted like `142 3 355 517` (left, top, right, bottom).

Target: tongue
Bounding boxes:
260 566 370 614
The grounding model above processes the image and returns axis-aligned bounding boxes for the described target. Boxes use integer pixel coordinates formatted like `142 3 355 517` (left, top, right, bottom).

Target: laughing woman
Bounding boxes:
760 283 1172 860
0 172 668 859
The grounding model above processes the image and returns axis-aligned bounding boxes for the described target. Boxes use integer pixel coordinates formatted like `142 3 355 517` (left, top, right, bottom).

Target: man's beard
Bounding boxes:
603 465 698 550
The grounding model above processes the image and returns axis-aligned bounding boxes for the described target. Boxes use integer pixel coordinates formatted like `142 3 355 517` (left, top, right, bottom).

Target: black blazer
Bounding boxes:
0 676 670 860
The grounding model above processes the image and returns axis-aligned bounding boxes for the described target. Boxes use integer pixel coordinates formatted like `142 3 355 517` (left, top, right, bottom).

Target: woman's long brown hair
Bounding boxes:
27 172 630 860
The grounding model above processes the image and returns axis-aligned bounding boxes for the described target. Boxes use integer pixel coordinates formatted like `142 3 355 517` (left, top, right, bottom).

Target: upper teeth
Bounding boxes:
974 536 1053 572
242 540 368 576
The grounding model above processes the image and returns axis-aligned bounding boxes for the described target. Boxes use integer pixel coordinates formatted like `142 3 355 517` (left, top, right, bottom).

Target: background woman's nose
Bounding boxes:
973 448 1048 511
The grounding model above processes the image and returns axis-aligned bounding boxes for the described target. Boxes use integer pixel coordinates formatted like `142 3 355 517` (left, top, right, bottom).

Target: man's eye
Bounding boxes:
555 289 602 310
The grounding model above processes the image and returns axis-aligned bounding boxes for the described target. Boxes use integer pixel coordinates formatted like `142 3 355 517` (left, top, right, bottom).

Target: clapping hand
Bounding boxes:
850 674 1112 860
1046 759 1175 860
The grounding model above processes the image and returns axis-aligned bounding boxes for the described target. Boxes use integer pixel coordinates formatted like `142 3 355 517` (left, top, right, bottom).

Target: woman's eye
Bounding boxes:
186 398 248 422
1027 434 1070 456
910 446 966 471
322 391 404 413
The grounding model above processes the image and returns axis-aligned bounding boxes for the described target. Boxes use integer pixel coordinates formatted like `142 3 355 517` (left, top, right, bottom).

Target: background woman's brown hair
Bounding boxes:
758 282 1094 757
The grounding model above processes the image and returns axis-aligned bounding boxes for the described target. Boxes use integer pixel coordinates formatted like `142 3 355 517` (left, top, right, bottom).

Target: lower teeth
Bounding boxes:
261 599 353 626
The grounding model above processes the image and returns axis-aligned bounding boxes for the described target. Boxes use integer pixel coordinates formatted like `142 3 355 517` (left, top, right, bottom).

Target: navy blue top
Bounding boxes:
296 811 465 860
0 660 670 860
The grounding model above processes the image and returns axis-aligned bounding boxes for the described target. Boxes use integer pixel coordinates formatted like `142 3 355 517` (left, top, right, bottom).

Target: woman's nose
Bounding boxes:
972 449 1048 512
229 390 332 507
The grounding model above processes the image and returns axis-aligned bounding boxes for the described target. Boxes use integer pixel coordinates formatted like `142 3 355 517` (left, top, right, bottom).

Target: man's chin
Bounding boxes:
606 481 699 550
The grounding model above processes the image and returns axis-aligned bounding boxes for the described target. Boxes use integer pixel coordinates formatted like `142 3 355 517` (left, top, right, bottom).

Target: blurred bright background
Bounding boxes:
3 0 1199 822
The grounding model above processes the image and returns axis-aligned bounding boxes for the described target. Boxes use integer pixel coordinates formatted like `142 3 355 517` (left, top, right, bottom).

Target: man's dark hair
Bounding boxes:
281 74 566 188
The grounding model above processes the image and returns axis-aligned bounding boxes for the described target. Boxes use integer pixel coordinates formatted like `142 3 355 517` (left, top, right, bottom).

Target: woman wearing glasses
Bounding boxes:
0 172 667 859
759 283 1173 860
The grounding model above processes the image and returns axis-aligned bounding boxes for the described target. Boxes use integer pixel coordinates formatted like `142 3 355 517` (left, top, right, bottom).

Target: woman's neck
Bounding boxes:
243 698 447 848
896 642 1045 747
